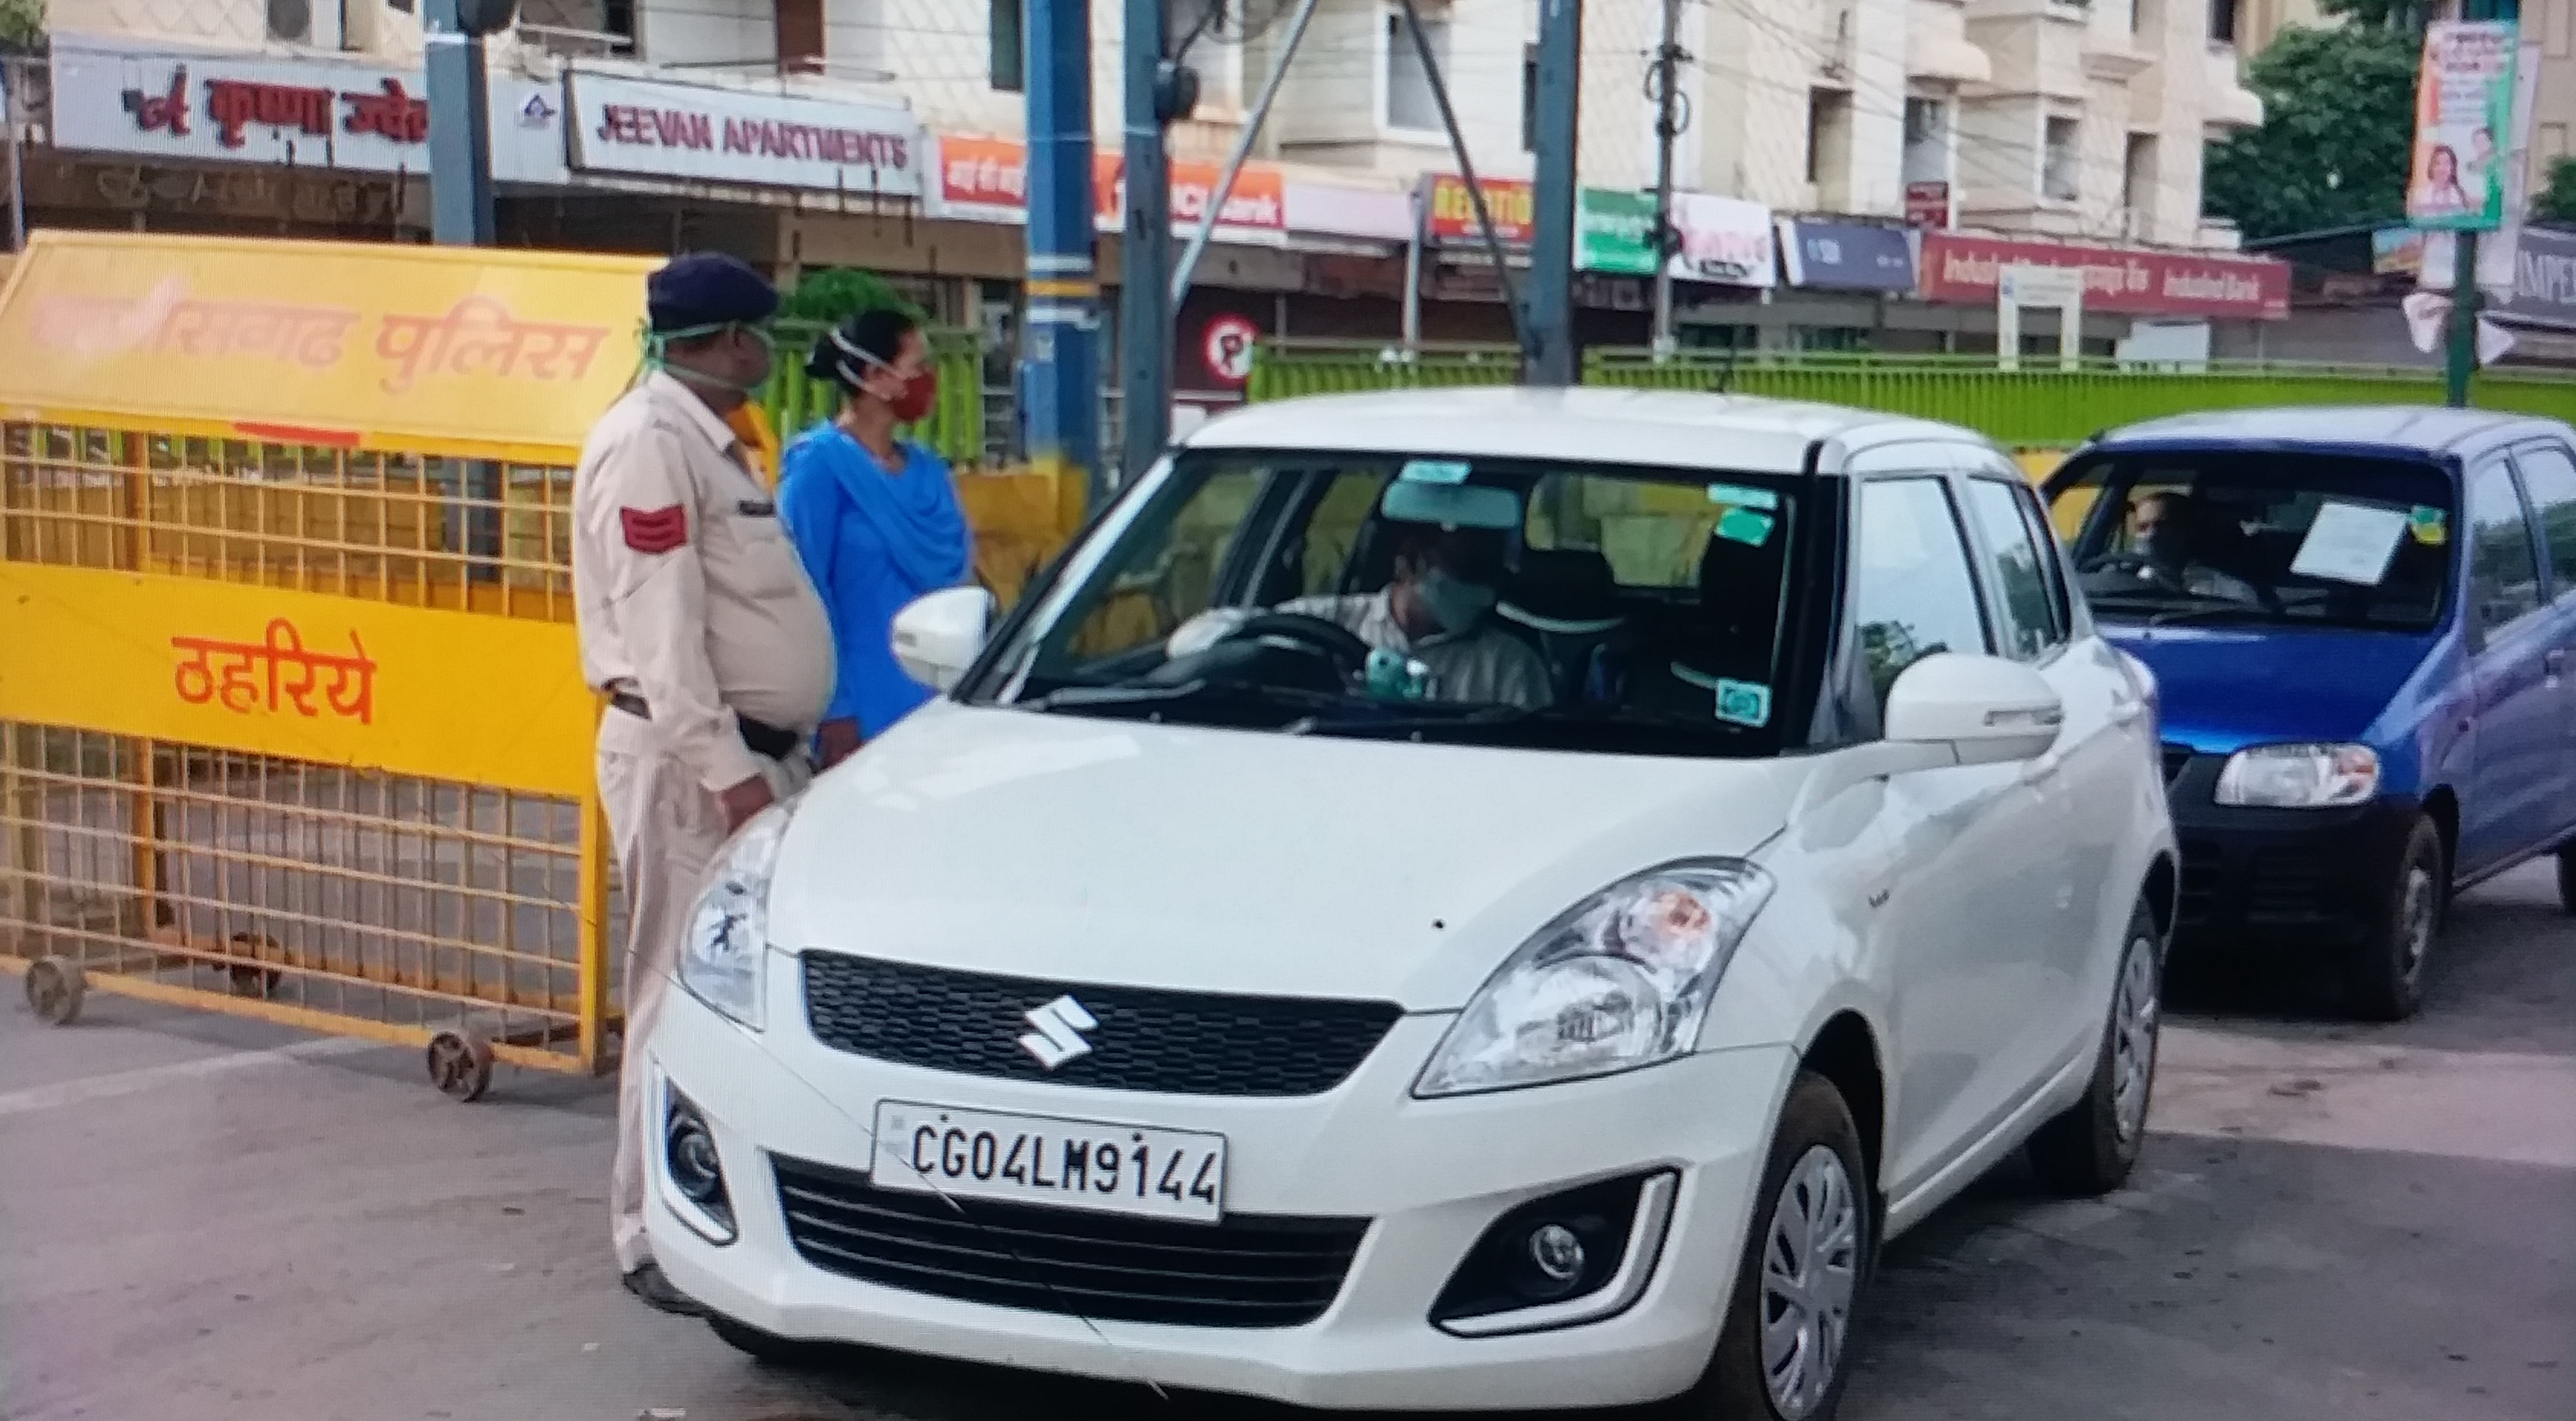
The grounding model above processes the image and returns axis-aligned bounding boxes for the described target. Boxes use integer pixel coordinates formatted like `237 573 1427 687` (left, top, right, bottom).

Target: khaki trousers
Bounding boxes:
595 709 807 1275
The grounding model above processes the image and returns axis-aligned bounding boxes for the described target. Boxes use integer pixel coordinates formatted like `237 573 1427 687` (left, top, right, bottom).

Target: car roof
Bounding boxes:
2086 405 2570 460
1181 386 1989 476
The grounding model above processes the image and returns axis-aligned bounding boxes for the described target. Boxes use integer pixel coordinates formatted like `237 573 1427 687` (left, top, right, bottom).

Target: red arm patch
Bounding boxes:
619 504 688 554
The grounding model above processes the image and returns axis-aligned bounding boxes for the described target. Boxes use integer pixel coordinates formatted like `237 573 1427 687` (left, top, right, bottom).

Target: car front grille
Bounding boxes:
771 1155 1369 1329
2177 840 2221 926
2245 849 2333 922
800 951 1404 1097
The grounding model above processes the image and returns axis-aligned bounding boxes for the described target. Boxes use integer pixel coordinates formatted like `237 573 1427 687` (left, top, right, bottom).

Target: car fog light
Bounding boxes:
661 1087 735 1242
1528 1223 1586 1287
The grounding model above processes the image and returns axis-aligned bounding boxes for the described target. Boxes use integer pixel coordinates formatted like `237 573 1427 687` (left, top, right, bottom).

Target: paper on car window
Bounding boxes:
2290 501 2410 586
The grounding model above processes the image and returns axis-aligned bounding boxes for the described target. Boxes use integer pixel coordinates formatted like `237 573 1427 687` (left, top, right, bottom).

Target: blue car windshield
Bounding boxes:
2048 450 2454 631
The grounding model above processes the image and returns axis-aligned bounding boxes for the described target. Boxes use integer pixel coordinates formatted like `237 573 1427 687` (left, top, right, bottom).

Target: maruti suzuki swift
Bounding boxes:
644 388 2178 1420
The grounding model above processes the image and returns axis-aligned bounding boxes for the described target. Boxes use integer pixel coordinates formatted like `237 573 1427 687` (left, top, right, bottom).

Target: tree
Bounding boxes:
0 0 42 51
777 267 926 327
2315 0 2430 34
2203 25 2420 244
2538 157 2576 228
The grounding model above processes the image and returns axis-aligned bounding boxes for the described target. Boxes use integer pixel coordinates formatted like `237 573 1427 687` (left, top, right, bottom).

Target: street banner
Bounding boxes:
934 135 1287 243
0 228 656 460
1668 193 1776 288
1918 232 2289 320
1778 220 1916 292
1576 189 1658 276
2406 20 2518 231
1421 173 1537 247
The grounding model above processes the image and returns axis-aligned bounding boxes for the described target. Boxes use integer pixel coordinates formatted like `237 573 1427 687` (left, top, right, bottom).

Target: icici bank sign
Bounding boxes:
564 73 924 198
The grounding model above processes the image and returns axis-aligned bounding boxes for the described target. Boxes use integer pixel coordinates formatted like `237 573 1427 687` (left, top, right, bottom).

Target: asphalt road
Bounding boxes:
3 863 2569 1421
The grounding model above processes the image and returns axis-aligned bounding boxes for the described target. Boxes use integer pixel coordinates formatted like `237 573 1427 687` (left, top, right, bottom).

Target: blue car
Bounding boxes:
2044 408 2576 1019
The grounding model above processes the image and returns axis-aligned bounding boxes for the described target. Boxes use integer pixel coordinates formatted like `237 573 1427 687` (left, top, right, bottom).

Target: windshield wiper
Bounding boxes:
1292 702 1752 744
1020 678 1349 721
2144 602 2276 627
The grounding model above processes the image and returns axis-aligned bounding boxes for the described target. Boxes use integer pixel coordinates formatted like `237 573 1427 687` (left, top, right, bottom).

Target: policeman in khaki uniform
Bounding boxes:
572 254 834 1314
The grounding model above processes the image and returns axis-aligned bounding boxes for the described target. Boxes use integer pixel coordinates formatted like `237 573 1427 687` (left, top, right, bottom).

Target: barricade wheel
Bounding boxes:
225 934 284 1000
427 1029 496 1102
25 957 86 1026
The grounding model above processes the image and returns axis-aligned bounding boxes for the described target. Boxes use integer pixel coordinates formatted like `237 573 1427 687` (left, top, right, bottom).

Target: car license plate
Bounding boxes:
870 1101 1227 1224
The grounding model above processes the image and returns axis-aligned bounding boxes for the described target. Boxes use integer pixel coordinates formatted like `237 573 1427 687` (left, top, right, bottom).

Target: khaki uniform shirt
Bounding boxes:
574 372 836 793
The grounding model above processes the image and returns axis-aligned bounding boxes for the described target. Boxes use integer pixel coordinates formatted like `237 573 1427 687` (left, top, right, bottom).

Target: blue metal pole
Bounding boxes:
1024 0 1105 507
422 0 496 246
1524 0 1582 386
1119 0 1172 486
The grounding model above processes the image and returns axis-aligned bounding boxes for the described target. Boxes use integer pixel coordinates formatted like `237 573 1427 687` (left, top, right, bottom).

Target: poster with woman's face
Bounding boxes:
2407 20 2517 231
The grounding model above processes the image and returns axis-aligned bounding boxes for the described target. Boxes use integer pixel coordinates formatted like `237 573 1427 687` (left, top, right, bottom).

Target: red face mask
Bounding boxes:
884 367 938 425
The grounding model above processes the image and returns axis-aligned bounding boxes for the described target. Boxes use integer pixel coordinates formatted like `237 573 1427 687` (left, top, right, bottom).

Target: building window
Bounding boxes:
778 0 825 73
1807 89 1853 192
2122 133 2157 231
2209 0 2240 46
1521 44 1538 152
992 0 1026 92
2043 116 2081 202
267 0 312 43
1385 8 1449 133
1902 97 1949 185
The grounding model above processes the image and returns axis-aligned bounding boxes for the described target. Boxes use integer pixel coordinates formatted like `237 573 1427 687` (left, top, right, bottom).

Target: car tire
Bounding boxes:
708 1313 835 1370
1672 1070 1872 1421
2345 815 2446 1022
2027 900 2162 1197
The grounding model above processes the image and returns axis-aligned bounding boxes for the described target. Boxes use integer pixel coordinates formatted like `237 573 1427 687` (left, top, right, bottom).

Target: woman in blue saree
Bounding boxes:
779 309 973 768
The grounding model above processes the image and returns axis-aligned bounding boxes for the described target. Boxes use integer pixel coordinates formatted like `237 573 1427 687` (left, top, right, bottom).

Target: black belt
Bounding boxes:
609 691 800 763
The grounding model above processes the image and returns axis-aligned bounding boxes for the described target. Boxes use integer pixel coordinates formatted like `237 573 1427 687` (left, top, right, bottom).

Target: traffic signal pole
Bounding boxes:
423 0 497 245
1025 0 1107 507
1119 0 1174 486
1524 0 1582 386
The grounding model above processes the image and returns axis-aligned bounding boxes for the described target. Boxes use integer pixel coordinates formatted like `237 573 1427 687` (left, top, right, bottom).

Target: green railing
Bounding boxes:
1246 342 2576 449
762 321 986 465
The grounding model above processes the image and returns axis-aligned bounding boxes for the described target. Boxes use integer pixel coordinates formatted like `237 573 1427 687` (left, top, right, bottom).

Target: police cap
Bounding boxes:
646 252 779 334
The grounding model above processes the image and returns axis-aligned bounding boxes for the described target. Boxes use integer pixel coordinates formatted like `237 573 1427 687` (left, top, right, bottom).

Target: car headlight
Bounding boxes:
677 794 800 1030
1414 861 1775 1100
2214 743 2380 809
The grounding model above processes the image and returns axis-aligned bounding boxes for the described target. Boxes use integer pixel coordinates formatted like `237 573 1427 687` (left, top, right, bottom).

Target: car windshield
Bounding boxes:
962 448 1814 757
2048 448 2455 631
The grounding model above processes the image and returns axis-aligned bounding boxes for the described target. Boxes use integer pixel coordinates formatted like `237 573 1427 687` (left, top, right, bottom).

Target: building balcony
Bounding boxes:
2203 44 2264 131
1909 0 1994 86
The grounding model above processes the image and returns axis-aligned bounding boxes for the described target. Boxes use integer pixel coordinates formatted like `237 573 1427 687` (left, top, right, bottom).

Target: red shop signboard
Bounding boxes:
1919 232 2290 321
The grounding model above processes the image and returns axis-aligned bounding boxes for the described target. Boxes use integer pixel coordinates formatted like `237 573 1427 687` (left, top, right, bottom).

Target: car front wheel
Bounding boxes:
2346 815 2445 1022
1674 1071 1872 1421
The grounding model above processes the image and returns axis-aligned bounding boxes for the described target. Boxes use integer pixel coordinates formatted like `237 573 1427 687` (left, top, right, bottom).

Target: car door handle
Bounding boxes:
2110 697 2147 727
2021 754 2064 787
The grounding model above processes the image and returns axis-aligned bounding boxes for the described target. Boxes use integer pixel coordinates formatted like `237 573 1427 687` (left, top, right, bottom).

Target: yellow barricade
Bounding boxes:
0 231 651 1099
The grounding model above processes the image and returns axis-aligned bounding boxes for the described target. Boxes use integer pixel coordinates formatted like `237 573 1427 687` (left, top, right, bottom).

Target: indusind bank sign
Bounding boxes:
1920 233 2290 320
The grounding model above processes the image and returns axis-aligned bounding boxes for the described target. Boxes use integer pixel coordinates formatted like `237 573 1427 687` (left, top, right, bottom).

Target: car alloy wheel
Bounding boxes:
2109 930 2161 1147
2348 815 2445 1022
1757 1145 1862 1419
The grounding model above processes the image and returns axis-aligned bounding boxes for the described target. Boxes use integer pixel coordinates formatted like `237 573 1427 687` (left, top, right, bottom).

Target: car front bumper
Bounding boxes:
2167 756 2419 946
645 979 1799 1412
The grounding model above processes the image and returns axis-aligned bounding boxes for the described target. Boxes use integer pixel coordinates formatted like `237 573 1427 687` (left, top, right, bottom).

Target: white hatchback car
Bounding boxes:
647 388 2178 1420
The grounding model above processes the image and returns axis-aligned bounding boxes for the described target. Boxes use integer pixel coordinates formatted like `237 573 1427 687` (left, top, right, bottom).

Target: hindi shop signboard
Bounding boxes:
565 72 925 198
0 229 661 460
1576 189 1660 276
1918 232 2290 321
933 135 1287 243
2406 20 2519 232
51 35 433 174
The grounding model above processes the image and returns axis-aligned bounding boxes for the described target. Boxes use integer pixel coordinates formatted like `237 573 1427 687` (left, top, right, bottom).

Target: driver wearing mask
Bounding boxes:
1172 524 1554 709
2127 491 2261 603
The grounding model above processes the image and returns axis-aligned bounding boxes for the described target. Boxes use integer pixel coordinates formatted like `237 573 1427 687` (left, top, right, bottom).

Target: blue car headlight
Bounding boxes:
2214 742 2380 809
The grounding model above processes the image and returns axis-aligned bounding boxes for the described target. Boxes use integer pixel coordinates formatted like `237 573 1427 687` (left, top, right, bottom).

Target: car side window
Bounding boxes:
2509 443 2576 598
2465 459 2545 636
1854 478 1993 712
1964 477 2066 660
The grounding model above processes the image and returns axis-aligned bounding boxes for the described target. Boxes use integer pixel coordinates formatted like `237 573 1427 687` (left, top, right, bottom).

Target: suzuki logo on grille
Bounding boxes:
1018 995 1098 1069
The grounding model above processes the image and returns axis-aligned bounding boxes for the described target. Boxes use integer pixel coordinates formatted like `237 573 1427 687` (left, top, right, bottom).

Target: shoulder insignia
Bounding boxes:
620 504 688 554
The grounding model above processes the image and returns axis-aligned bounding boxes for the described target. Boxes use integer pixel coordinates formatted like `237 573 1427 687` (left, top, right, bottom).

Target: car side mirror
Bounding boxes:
1884 653 2064 766
892 586 997 692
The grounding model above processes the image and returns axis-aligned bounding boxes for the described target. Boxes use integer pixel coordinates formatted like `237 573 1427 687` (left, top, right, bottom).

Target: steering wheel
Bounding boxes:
1219 612 1375 682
